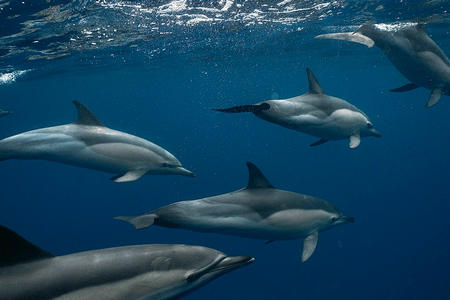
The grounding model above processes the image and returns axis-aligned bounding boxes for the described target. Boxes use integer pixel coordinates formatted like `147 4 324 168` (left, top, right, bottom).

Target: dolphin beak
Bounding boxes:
371 128 382 138
340 216 355 223
214 256 255 273
176 166 196 177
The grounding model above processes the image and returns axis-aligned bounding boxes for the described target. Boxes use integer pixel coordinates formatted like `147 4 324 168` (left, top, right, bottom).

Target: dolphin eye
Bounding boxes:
330 217 337 223
161 163 174 168
367 123 374 129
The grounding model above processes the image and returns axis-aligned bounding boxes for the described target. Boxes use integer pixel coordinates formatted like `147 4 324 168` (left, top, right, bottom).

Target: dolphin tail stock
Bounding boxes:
114 214 158 230
213 103 270 113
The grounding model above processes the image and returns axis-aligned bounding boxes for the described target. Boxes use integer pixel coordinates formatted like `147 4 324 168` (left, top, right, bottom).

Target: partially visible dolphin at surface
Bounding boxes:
116 162 354 262
0 101 194 182
315 23 450 107
214 68 381 148
0 225 253 300
0 109 11 117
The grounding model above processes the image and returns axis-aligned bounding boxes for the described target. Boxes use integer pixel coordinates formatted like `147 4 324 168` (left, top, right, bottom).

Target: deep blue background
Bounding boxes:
1 15 450 300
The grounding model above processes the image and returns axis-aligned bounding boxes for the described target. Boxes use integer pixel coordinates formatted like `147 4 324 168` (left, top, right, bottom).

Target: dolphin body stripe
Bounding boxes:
116 162 354 262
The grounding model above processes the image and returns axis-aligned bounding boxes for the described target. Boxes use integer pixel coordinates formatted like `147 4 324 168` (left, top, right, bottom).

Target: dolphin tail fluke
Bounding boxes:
114 214 157 230
390 83 419 92
426 88 442 107
314 32 375 48
213 103 270 113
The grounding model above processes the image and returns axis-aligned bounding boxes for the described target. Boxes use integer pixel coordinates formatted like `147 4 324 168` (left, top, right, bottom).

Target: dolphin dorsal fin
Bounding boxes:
246 162 274 189
73 100 104 126
306 68 324 94
415 23 426 32
0 225 54 267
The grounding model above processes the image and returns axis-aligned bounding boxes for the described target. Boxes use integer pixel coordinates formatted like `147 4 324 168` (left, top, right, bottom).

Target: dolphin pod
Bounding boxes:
0 225 253 300
214 68 381 148
315 23 450 107
116 162 354 262
0 100 194 182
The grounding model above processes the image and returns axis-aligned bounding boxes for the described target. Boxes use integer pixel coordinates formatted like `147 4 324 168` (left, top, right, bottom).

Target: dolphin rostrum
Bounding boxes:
0 101 194 182
213 68 380 149
315 23 450 107
0 225 253 300
0 109 11 118
116 162 354 262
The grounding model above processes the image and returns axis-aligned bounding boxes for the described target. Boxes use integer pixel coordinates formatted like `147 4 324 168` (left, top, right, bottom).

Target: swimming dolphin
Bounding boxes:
0 225 253 300
315 23 450 107
116 162 354 262
0 101 194 182
0 109 11 117
213 68 380 148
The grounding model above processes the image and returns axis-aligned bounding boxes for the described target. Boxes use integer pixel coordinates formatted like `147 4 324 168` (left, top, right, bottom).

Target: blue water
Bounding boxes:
1 1 450 299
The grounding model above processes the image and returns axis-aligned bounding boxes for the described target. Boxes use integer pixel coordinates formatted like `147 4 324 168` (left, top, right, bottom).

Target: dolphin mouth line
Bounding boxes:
212 256 255 273
186 256 254 282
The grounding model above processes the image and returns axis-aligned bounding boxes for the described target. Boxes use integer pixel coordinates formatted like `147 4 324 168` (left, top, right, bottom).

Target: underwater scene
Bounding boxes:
0 0 449 299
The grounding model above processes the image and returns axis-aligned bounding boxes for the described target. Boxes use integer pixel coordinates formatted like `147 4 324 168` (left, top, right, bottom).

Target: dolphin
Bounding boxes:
213 68 380 149
315 23 450 107
0 225 253 300
0 109 11 117
0 101 194 182
116 162 354 262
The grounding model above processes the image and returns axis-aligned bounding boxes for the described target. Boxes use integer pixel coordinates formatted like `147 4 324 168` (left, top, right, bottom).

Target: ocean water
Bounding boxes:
1 1 450 299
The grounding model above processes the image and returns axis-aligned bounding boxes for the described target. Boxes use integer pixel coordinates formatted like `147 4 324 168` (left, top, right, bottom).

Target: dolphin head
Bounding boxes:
134 245 253 299
320 211 355 232
149 148 195 177
360 121 382 138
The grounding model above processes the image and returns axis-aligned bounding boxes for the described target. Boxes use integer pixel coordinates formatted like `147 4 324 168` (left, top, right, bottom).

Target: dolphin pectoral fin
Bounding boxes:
314 32 375 48
301 231 318 263
349 133 361 149
426 88 442 107
213 103 270 113
114 214 157 230
310 138 328 147
390 83 419 92
110 169 149 183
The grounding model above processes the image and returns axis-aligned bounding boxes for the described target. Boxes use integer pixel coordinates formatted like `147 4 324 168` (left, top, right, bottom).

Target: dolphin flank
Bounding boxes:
214 68 380 149
315 23 450 107
116 162 354 262
0 225 253 300
0 100 194 182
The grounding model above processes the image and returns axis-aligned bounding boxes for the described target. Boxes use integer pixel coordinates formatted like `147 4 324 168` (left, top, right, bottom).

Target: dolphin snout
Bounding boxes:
340 216 355 223
215 256 255 272
371 128 382 138
176 167 196 177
